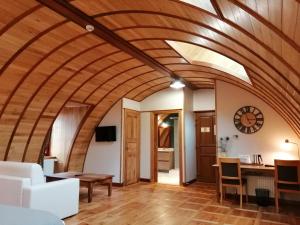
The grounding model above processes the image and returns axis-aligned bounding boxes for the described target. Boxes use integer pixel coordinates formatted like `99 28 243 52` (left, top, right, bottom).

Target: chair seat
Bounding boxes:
278 183 300 191
222 178 247 185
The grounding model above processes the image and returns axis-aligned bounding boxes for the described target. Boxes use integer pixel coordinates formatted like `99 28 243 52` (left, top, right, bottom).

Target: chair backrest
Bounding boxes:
219 157 241 181
274 160 300 186
0 161 45 185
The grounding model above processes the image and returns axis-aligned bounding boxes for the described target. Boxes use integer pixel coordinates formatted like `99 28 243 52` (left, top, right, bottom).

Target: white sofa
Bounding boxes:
0 161 79 219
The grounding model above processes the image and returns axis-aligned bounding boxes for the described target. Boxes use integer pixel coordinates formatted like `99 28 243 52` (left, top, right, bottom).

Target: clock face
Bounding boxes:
234 106 264 134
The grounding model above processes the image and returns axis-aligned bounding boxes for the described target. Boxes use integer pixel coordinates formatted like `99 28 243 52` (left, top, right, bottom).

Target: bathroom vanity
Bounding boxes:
158 148 174 172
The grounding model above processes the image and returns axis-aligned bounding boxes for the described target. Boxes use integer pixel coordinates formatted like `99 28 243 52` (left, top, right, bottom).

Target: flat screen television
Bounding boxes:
95 126 116 142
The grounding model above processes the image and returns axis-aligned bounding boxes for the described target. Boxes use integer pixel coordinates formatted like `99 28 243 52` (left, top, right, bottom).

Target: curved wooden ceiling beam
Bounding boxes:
37 0 195 89
108 20 299 94
23 61 156 162
68 71 171 170
130 36 300 119
0 4 41 35
92 8 300 76
128 34 300 104
22 52 135 161
125 77 171 100
0 31 90 118
227 0 300 51
4 41 107 161
134 83 172 102
0 20 67 76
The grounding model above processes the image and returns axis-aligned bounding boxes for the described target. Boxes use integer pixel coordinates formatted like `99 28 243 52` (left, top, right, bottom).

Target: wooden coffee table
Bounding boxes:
46 172 114 203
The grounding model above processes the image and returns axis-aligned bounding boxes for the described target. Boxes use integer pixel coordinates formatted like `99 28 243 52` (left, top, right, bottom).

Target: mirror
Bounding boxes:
158 113 178 148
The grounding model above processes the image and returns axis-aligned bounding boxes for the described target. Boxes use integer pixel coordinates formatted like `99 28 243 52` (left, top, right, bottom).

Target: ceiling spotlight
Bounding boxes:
170 80 185 89
85 24 94 32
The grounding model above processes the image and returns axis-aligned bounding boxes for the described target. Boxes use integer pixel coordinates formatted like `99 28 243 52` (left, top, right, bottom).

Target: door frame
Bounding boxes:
150 109 183 185
123 108 140 185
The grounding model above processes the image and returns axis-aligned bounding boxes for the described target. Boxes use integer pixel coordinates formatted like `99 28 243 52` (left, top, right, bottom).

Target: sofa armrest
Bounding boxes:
0 175 30 207
22 178 79 219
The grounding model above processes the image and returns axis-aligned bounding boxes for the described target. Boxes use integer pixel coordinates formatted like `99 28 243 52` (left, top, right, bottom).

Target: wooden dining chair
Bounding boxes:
218 157 248 208
274 160 300 212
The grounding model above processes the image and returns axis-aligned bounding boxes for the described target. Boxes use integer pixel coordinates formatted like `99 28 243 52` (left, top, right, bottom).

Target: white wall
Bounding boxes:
216 81 299 199
84 101 122 183
183 88 197 182
140 88 184 111
140 112 151 179
193 89 215 111
216 81 299 164
123 98 141 111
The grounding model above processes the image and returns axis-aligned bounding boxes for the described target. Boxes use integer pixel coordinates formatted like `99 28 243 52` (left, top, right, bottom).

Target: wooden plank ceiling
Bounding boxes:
0 0 299 171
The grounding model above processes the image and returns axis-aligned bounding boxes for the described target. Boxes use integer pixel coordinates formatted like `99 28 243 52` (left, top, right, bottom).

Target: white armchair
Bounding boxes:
0 161 79 219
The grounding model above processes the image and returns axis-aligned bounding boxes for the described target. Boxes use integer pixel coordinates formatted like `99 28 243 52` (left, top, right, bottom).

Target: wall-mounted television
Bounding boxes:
95 126 116 142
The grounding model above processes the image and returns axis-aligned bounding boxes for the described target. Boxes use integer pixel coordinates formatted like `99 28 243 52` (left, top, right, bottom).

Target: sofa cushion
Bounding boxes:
0 175 31 206
0 161 45 185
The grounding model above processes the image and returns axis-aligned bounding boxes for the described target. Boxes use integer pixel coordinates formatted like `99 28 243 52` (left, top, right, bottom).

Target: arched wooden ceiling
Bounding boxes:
0 0 299 171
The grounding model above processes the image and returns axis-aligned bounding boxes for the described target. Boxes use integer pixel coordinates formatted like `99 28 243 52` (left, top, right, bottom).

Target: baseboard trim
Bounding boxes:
112 182 124 187
182 178 197 186
140 178 151 182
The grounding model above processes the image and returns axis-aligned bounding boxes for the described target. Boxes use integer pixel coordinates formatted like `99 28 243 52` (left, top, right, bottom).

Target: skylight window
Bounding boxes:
180 0 217 15
167 40 251 84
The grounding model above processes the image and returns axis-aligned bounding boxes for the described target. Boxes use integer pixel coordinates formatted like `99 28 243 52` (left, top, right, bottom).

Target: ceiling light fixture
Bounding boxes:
85 24 94 32
170 80 185 89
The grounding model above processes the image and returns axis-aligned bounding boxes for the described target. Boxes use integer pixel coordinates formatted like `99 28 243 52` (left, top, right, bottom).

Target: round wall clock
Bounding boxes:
233 106 264 134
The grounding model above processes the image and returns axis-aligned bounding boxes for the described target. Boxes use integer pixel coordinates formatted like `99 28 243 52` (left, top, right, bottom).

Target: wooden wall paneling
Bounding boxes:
0 0 40 34
144 49 180 58
5 38 105 161
125 76 170 99
22 51 130 162
0 31 93 160
133 83 171 102
22 51 132 162
0 7 66 73
20 48 121 163
131 39 170 50
83 67 157 105
82 63 149 103
155 57 188 65
0 25 88 119
68 71 169 171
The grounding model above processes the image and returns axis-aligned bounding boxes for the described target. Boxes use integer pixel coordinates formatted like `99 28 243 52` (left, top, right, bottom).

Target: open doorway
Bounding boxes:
151 110 182 185
157 113 180 185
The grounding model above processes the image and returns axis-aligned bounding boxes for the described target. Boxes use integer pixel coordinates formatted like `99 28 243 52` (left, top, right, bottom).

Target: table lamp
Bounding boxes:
285 139 300 160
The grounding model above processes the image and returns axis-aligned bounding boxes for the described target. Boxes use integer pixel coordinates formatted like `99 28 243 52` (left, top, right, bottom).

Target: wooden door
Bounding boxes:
124 109 140 185
195 111 216 183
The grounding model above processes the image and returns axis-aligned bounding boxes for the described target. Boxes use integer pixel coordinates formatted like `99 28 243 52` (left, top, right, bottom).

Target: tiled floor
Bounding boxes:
65 182 300 225
158 168 180 185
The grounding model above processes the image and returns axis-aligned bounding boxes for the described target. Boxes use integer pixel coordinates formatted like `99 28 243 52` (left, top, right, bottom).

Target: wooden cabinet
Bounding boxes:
157 150 174 172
